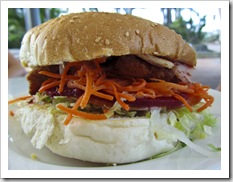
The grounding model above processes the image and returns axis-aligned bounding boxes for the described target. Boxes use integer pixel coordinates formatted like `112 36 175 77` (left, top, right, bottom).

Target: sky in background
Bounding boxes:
180 8 221 33
68 8 221 33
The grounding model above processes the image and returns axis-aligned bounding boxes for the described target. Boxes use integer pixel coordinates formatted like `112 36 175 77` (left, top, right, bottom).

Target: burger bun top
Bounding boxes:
20 12 196 67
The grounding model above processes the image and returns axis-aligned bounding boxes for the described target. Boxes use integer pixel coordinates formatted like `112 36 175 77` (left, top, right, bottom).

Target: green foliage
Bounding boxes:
40 8 67 23
8 8 65 48
8 8 26 48
168 16 206 45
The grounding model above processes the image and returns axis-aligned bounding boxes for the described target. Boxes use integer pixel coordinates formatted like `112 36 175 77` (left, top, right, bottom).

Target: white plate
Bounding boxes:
8 77 221 170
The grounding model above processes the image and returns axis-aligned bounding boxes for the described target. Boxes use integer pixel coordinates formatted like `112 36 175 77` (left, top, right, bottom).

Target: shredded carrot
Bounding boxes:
118 93 136 102
136 87 156 98
63 95 84 125
185 82 214 112
92 91 114 101
59 62 81 93
196 95 214 112
173 93 193 112
146 82 194 94
57 103 107 120
39 71 80 80
68 80 86 90
9 110 14 116
39 71 61 79
123 79 147 92
80 72 93 109
41 78 57 86
8 95 32 104
108 82 130 111
39 80 61 93
95 73 106 86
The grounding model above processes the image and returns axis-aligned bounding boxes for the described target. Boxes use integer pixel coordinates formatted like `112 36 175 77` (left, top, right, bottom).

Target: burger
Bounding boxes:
9 12 218 164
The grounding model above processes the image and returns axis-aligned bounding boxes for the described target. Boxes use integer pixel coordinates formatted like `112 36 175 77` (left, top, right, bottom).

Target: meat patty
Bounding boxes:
27 65 59 95
113 55 177 82
27 55 187 95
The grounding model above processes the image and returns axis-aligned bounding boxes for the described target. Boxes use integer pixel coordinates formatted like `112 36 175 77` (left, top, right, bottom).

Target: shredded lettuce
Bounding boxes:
35 93 76 107
149 107 219 157
150 141 183 159
208 144 221 152
171 105 217 140
145 111 151 118
35 93 52 103
104 102 122 118
115 109 137 118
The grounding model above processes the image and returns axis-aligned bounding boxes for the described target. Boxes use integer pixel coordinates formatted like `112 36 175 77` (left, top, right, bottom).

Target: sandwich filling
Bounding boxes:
22 55 214 125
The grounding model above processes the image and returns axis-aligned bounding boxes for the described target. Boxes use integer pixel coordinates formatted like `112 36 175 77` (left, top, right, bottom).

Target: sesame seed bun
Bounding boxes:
20 12 196 67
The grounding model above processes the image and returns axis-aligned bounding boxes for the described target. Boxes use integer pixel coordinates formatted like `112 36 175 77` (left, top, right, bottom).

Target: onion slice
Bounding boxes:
137 54 174 69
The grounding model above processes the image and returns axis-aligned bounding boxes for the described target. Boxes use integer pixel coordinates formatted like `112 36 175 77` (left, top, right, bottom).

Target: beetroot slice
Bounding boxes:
45 86 84 97
126 96 184 109
44 87 196 110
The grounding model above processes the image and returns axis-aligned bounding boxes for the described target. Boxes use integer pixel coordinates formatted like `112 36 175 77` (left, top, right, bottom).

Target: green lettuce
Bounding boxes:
150 107 219 157
169 104 217 140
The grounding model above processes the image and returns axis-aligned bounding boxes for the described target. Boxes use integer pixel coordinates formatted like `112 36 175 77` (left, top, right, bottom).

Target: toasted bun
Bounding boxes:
20 12 196 67
14 103 175 164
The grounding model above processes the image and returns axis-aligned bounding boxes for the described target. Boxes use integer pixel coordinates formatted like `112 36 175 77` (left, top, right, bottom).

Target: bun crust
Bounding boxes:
20 12 196 67
14 103 175 164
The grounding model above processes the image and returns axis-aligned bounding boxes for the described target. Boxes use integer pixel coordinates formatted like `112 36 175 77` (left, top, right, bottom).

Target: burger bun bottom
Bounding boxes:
13 103 176 164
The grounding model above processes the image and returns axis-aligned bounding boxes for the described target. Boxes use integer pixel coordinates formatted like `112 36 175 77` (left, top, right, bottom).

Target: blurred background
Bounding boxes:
8 8 221 89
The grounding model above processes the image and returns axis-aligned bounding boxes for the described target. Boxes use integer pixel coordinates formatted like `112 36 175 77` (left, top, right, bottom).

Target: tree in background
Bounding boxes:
8 8 26 48
40 8 68 22
161 8 207 45
8 8 66 48
169 16 206 45
161 8 172 26
115 8 135 14
82 8 98 12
